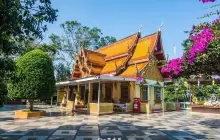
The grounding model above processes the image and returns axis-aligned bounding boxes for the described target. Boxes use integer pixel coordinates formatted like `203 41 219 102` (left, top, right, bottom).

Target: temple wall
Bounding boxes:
129 82 136 102
135 85 141 98
149 87 162 110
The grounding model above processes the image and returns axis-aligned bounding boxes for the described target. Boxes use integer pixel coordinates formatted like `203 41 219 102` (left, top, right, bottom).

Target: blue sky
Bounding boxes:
44 0 218 59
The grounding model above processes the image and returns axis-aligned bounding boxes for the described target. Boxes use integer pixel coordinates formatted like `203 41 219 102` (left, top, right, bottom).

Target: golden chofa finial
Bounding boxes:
138 24 143 33
159 21 163 31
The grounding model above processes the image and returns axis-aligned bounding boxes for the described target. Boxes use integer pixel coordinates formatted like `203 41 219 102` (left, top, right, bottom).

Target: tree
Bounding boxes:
0 80 7 105
8 50 56 111
50 21 116 63
95 36 117 50
15 35 71 82
55 63 71 82
0 0 58 102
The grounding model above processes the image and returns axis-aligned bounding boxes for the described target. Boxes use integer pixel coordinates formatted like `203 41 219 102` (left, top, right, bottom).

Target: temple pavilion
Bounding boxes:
56 27 168 115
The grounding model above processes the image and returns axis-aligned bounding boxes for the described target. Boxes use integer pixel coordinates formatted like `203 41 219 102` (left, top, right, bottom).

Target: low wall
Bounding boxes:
126 103 133 112
89 103 113 115
140 103 151 113
66 101 74 110
191 105 220 114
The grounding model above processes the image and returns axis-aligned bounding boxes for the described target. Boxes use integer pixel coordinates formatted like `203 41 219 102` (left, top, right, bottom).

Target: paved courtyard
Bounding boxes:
0 105 220 140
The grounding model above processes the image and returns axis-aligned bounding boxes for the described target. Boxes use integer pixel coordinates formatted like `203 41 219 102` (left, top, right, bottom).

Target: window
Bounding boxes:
141 86 148 101
155 87 161 100
121 86 129 102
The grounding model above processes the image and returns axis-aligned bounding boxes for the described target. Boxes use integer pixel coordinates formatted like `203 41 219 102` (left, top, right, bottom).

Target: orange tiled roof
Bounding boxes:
96 34 138 59
119 62 148 78
100 57 127 74
85 49 106 67
91 66 103 75
129 33 157 64
71 30 164 80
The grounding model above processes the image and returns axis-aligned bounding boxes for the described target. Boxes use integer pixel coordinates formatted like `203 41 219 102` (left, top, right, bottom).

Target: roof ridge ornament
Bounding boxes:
138 24 142 33
114 60 118 71
159 21 163 31
135 63 139 74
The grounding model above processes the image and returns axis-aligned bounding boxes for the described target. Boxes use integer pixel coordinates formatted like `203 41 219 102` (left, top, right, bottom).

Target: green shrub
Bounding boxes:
8 50 56 111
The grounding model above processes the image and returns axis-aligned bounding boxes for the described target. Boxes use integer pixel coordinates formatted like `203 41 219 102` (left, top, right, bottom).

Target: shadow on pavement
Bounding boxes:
199 119 220 129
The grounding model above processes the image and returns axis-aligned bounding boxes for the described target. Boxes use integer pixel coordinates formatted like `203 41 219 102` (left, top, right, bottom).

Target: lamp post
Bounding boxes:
174 80 180 111
174 81 179 103
195 75 202 87
194 75 202 105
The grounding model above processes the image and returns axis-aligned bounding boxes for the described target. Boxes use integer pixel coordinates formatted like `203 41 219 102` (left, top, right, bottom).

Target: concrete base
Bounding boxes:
14 110 46 119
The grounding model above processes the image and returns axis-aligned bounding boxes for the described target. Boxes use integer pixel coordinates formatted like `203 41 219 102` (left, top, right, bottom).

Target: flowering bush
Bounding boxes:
161 16 219 79
188 28 214 64
161 58 182 78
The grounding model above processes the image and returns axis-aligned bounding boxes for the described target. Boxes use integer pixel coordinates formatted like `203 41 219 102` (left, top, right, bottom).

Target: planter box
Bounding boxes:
176 103 180 111
190 105 220 114
89 103 113 115
14 110 46 119
165 102 176 111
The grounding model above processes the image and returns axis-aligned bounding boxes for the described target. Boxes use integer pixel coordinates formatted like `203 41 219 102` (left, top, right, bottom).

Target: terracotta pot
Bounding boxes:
176 103 180 111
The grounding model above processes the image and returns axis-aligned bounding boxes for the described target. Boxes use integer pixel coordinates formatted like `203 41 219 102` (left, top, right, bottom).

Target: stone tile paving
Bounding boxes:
0 105 220 139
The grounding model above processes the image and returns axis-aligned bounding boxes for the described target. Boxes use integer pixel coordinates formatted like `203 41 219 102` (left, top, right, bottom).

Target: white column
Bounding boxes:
162 87 165 112
147 85 150 102
50 96 53 107
67 85 70 101
98 81 101 115
84 84 86 101
56 89 59 106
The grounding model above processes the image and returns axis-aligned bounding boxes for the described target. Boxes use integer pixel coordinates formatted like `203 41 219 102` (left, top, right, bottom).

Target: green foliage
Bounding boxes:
0 0 57 101
199 3 220 19
0 0 58 41
55 63 71 82
194 84 220 98
8 49 56 100
95 36 117 50
164 78 189 102
0 80 7 105
51 21 117 61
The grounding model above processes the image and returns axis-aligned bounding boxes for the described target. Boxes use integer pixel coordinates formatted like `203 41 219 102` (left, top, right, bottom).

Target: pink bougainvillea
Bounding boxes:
161 0 217 79
199 0 215 3
188 28 214 64
161 58 182 78
136 76 143 82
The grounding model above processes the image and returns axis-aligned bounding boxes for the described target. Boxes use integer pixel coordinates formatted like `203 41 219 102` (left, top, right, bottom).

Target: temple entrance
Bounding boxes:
92 83 99 101
80 85 88 103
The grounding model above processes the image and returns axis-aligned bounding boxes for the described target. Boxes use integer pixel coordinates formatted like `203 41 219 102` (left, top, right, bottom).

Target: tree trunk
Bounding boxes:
29 100 34 111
